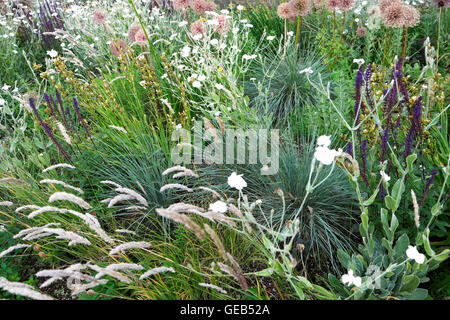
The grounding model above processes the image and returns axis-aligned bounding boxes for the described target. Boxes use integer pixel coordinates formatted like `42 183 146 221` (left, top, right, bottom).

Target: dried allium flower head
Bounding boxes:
190 19 205 35
128 23 141 42
277 2 295 19
326 0 340 10
356 26 367 37
381 1 407 28
432 0 449 8
173 0 190 10
402 5 420 28
378 0 398 14
338 0 355 11
92 9 107 25
213 15 231 34
190 0 216 14
368 5 381 17
134 28 148 46
313 0 326 6
290 0 312 17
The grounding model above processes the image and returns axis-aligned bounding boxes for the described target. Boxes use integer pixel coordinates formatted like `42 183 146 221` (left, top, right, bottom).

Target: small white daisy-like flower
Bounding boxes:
406 246 426 264
227 172 247 191
209 200 228 213
47 49 58 58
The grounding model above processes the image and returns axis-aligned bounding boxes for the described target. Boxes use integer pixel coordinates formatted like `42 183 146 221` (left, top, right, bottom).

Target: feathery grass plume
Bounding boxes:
0 244 31 258
110 39 128 57
0 177 30 186
35 227 90 246
108 125 128 133
109 241 151 255
55 121 71 145
411 190 420 228
89 265 132 284
162 165 196 177
115 187 148 207
107 194 135 208
204 224 228 261
48 192 92 210
0 277 54 300
167 202 205 213
204 211 237 228
13 223 61 239
217 262 242 284
197 186 223 199
125 205 147 212
156 208 205 240
198 282 227 294
0 201 13 206
26 206 112 243
100 180 123 188
139 267 175 280
115 229 137 235
228 204 252 233
226 252 248 291
160 183 194 193
173 171 199 179
40 179 84 194
42 163 75 173
71 280 108 296
105 263 144 272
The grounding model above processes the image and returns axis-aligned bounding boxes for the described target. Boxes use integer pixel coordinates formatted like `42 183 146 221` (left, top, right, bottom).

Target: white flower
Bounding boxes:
175 124 182 130
237 5 244 11
47 49 58 58
341 270 362 287
219 43 227 50
192 81 202 88
215 84 225 90
380 170 391 182
232 27 239 34
287 31 294 37
181 45 191 57
299 67 313 74
209 200 227 213
267 35 276 41
193 34 202 40
244 23 253 28
178 21 188 27
210 39 219 46
227 172 247 190
220 9 229 14
197 74 206 82
314 146 339 165
2 84 11 91
406 246 426 264
353 58 365 66
0 98 5 106
242 54 257 60
317 135 331 148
